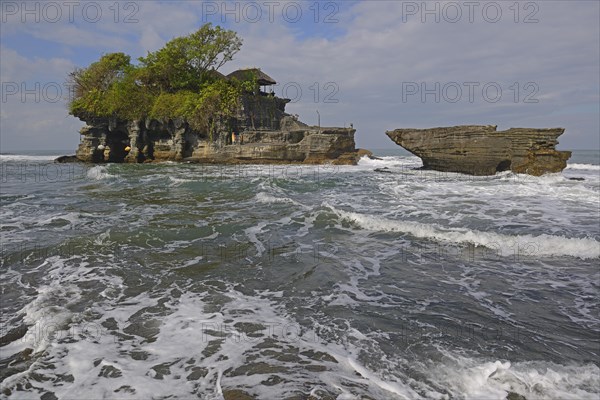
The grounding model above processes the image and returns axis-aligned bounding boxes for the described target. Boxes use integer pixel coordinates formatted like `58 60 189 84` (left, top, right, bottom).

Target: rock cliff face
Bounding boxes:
386 125 571 176
74 94 362 165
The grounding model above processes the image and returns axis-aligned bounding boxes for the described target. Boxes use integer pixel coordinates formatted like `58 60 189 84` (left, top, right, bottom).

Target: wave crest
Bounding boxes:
330 208 599 259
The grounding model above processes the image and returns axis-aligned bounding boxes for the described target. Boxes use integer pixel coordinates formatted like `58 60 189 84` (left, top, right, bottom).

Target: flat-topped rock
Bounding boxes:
386 125 571 176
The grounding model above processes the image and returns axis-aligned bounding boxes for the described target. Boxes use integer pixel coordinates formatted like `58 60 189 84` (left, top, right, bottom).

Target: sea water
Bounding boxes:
0 149 598 399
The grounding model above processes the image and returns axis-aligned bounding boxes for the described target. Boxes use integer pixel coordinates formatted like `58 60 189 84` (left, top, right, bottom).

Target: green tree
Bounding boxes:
67 52 131 99
67 24 246 134
138 24 242 92
104 66 154 120
189 80 241 135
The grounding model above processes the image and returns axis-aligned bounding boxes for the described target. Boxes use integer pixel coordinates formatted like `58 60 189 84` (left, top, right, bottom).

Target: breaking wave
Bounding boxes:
330 207 600 259
566 163 600 171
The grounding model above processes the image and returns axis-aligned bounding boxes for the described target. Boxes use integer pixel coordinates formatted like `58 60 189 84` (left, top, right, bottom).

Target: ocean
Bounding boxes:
1 149 599 399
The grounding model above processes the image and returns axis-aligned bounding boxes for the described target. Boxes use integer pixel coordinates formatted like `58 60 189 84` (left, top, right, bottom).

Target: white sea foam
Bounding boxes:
2 148 598 399
244 221 269 256
346 357 416 399
351 156 424 175
308 318 600 400
566 163 600 171
86 165 114 180
168 176 194 185
357 155 422 167
255 191 305 207
0 256 90 381
0 288 79 364
0 154 63 162
4 287 332 399
429 352 600 400
324 292 360 307
36 212 83 229
330 207 600 259
4 259 599 399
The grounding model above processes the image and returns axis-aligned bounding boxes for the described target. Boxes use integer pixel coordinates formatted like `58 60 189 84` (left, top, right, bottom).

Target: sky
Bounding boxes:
1 0 599 152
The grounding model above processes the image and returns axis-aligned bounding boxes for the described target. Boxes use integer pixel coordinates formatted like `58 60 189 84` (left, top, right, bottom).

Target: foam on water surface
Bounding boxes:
1 152 599 399
566 163 600 171
0 154 63 162
328 206 600 259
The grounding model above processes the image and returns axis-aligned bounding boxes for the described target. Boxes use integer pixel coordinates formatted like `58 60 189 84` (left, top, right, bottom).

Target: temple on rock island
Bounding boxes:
74 68 365 165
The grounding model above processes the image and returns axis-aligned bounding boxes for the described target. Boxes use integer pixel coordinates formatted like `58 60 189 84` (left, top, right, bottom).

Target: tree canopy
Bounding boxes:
67 24 254 131
138 24 242 92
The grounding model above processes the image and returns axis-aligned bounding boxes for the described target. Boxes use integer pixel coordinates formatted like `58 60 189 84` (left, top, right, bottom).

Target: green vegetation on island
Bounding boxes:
65 23 362 166
67 24 257 132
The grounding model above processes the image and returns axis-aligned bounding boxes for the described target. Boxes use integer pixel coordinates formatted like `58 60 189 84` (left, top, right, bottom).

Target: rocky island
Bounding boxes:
386 125 571 176
64 24 364 165
73 79 361 165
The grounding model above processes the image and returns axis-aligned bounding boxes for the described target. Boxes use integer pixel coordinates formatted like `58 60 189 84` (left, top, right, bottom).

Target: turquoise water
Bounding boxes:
1 151 599 399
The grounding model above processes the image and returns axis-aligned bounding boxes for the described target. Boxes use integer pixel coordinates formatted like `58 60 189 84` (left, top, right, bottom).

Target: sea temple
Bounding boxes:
73 68 365 165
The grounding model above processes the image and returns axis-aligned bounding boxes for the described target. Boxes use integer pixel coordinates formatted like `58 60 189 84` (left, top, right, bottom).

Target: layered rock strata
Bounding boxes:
72 94 362 165
386 125 571 176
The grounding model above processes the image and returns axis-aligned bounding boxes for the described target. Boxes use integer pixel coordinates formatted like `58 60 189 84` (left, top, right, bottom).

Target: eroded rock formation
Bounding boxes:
72 94 362 165
386 125 571 176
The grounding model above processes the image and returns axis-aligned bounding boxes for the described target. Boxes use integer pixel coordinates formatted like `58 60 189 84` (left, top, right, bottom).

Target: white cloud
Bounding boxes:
1 0 598 151
0 46 74 82
139 26 166 54
0 45 81 151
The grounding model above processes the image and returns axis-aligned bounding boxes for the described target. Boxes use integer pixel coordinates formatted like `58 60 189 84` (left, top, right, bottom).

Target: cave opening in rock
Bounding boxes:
106 131 130 163
496 160 512 172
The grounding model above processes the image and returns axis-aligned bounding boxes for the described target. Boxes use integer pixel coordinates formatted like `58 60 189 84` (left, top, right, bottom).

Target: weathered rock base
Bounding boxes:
75 121 362 165
72 95 364 165
386 125 571 176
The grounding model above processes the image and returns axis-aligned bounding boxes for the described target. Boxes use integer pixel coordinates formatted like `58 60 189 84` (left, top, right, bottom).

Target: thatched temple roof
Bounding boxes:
205 69 226 80
227 68 276 86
